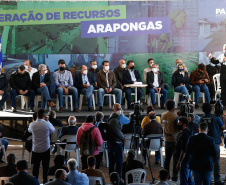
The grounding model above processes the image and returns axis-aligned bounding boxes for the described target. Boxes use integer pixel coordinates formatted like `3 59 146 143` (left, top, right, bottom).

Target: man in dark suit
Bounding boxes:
114 59 126 90
32 64 55 110
187 122 217 185
0 72 10 111
146 63 168 109
123 60 143 109
0 153 17 177
47 110 63 127
9 160 40 185
75 65 94 111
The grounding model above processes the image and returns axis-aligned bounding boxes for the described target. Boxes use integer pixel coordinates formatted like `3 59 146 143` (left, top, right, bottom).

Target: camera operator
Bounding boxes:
200 103 224 185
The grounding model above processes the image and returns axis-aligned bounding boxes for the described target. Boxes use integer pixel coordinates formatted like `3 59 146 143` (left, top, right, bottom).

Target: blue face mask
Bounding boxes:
210 63 215 67
179 69 184 72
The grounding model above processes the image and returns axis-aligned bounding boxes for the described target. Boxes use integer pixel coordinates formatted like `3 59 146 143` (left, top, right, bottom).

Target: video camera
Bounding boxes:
215 94 223 117
178 95 194 122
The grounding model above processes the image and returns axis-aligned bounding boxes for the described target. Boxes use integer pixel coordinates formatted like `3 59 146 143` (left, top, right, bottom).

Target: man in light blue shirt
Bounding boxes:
53 59 78 113
67 158 89 185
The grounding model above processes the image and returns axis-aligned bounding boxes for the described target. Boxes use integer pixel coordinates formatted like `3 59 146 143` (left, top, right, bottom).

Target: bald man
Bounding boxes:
24 60 38 80
74 65 95 111
114 59 126 90
173 59 188 73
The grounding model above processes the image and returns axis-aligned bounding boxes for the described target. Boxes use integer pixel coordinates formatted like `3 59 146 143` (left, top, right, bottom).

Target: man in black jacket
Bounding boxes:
187 122 217 185
147 63 168 109
114 59 126 90
75 65 94 111
123 60 143 109
0 72 10 111
10 65 35 112
59 116 78 139
108 103 125 177
88 59 99 89
32 64 55 110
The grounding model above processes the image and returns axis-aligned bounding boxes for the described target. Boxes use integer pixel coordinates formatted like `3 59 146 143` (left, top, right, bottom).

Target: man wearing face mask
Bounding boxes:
147 63 168 109
53 59 78 113
24 60 38 80
10 65 35 112
190 63 210 109
74 65 94 111
143 58 154 83
0 69 10 111
97 61 122 111
114 59 126 90
173 59 188 73
123 60 143 109
32 64 55 110
88 59 99 89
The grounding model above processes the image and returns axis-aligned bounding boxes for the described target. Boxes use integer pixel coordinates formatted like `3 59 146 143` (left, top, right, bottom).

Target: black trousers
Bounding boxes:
81 152 102 170
32 148 50 183
220 74 226 106
207 82 215 99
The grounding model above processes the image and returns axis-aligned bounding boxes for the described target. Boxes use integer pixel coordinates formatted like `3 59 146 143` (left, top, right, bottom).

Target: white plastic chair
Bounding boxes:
0 138 6 163
99 141 109 167
125 169 147 185
0 95 7 111
192 92 205 104
17 95 29 110
47 175 55 182
79 94 96 110
0 177 10 185
146 93 161 107
60 135 79 167
173 87 189 108
56 95 73 111
94 90 98 104
34 95 51 111
51 127 62 142
88 176 103 185
213 73 221 100
124 92 135 109
103 94 116 108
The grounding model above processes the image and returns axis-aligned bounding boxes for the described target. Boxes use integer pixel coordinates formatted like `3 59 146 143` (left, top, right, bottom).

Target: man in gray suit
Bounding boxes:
45 169 71 185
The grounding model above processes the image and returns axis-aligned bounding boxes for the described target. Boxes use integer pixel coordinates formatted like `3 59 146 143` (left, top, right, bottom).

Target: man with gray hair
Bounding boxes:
0 153 17 177
59 116 78 139
32 64 55 110
67 158 89 185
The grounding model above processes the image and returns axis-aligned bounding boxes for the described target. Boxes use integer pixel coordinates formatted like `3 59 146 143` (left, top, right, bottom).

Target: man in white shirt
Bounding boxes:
143 58 154 83
28 109 55 184
24 60 38 80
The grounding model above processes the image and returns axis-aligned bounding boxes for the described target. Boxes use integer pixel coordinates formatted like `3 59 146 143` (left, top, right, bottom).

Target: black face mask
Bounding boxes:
130 66 134 70
60 67 65 71
177 124 183 131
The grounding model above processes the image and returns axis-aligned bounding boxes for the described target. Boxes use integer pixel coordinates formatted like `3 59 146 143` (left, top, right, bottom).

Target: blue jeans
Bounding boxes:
193 170 212 185
180 160 194 185
192 85 210 105
11 89 35 108
0 92 10 109
108 142 123 177
80 85 94 108
148 87 168 105
213 144 221 183
57 87 78 108
0 139 8 160
98 88 122 106
174 86 190 101
125 87 143 106
164 141 175 176
37 86 51 109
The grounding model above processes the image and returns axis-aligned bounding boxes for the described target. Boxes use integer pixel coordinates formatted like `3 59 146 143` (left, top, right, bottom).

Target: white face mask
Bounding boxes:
44 70 48 74
92 65 97 69
25 65 29 70
83 70 88 75
121 64 126 68
150 63 154 67
104 66 109 71
152 68 158 73
116 110 121 116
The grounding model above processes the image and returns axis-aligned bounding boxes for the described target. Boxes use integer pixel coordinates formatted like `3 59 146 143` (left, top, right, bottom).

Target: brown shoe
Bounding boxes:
73 108 79 112
13 107 17 112
58 107 63 113
161 105 166 109
48 101 56 107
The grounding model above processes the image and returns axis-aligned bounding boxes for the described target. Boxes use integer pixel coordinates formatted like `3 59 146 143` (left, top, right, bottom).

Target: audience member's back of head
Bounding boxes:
110 172 120 185
16 160 28 171
87 156 96 168
202 103 212 114
199 122 208 131
159 169 169 181
166 100 175 111
67 158 77 171
54 155 65 166
146 106 154 115
148 112 156 120
126 149 135 167
86 115 95 123
95 112 104 122
48 110 56 119
38 109 45 119
7 153 16 164
55 169 64 179
33 112 37 121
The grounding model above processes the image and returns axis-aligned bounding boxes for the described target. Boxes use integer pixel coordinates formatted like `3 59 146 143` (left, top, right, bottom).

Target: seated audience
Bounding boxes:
67 158 89 185
0 123 8 163
124 60 143 109
143 58 155 83
114 59 126 90
77 115 103 170
45 169 70 185
190 63 210 109
0 153 17 177
141 105 161 129
155 169 170 185
24 59 38 79
94 111 105 127
32 64 55 110
48 111 63 127
122 149 144 183
147 64 167 109
10 65 35 112
172 63 192 102
48 155 68 176
81 156 106 185
173 59 188 73
9 160 40 185
53 59 79 113
88 59 99 89
97 61 122 111
74 65 95 111
0 71 10 111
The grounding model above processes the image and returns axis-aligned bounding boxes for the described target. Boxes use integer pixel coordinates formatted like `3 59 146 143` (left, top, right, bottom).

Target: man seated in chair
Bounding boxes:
74 65 94 112
146 64 167 109
0 70 10 111
24 60 38 80
123 60 143 109
88 59 99 89
53 59 79 113
32 64 55 110
190 63 210 109
97 61 122 111
10 65 35 112
114 59 126 90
